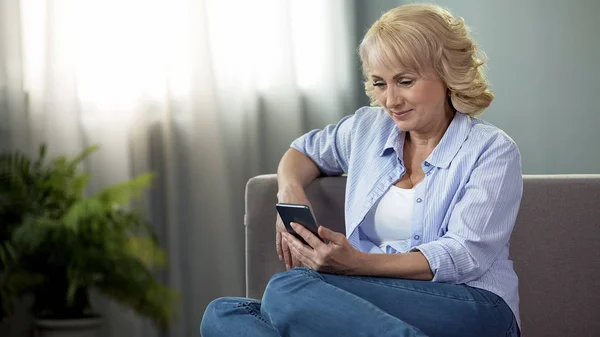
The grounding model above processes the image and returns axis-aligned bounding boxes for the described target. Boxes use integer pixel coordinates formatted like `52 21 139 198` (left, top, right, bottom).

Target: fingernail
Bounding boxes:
286 264 290 270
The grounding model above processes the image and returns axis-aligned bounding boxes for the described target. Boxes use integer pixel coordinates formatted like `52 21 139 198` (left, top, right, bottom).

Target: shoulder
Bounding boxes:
350 106 395 134
351 106 388 122
466 117 519 152
346 107 397 153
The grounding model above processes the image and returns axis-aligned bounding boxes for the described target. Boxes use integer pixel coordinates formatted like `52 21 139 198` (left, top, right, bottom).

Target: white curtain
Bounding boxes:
0 0 357 336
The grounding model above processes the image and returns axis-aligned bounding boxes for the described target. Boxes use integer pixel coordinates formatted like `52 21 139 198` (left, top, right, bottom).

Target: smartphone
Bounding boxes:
275 203 323 245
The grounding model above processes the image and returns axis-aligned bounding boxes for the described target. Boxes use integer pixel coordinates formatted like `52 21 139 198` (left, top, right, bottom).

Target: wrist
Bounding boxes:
350 251 372 276
277 183 305 201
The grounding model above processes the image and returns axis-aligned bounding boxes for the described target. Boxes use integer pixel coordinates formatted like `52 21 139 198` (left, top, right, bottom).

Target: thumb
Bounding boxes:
318 226 346 245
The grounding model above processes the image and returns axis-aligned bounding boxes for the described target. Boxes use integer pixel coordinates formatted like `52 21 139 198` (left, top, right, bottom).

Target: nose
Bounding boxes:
385 85 404 109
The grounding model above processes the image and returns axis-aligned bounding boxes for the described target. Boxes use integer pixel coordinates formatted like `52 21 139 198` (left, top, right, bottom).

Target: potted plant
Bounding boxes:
0 145 179 337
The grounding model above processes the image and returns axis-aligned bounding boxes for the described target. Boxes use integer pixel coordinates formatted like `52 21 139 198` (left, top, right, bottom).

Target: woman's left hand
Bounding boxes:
282 223 364 275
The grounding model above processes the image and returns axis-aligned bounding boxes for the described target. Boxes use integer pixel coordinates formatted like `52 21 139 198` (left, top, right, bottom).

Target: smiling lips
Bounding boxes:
391 109 413 118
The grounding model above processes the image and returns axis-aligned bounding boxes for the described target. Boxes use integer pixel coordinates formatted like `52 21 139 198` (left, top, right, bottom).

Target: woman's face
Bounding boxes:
369 62 453 134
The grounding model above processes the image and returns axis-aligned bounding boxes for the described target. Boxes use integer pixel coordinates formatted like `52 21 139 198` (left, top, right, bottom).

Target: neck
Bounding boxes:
406 108 454 150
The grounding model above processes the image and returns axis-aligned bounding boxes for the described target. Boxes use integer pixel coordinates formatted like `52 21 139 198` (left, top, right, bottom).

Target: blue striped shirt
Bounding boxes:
291 107 522 326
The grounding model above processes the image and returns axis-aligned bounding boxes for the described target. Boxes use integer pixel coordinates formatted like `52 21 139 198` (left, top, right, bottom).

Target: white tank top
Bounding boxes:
361 185 415 253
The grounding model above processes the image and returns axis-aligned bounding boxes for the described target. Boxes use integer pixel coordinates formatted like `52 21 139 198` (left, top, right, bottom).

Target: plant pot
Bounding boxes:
33 317 101 337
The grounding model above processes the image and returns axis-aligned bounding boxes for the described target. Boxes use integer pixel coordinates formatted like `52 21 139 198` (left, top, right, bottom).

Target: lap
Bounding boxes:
266 267 516 337
322 271 503 310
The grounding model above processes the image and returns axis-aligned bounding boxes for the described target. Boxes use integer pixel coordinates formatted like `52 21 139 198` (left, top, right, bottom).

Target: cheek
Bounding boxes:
373 90 386 106
406 87 426 105
411 80 447 108
409 88 443 109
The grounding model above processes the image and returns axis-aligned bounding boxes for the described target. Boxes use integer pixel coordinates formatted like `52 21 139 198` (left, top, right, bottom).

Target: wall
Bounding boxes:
353 0 600 174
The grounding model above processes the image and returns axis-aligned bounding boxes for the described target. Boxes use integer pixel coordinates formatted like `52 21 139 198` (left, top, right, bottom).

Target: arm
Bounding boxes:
412 140 523 283
284 223 433 280
278 113 356 191
285 138 522 283
275 149 319 269
277 148 320 195
354 251 433 280
276 115 355 269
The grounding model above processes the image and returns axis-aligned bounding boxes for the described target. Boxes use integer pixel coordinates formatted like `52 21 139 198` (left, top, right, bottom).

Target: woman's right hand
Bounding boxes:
276 186 312 270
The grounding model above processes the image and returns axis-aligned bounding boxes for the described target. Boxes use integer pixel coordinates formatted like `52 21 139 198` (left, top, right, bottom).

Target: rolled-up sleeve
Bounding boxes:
290 114 355 176
414 139 523 284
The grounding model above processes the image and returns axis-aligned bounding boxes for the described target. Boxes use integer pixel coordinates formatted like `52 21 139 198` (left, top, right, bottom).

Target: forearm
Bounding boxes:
353 251 434 281
277 148 321 195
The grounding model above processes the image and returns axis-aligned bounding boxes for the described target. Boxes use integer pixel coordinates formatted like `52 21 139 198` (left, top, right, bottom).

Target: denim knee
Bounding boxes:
261 268 321 324
264 267 321 297
201 297 252 335
200 297 225 335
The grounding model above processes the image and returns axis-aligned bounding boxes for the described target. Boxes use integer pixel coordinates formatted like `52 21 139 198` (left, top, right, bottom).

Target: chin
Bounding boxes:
391 118 413 132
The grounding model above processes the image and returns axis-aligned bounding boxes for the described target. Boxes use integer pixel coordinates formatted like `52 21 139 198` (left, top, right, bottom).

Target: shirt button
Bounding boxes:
416 198 423 203
424 162 430 167
414 235 420 240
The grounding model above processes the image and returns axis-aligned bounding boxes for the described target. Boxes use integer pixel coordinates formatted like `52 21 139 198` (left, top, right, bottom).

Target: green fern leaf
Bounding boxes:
94 173 154 206
66 145 100 172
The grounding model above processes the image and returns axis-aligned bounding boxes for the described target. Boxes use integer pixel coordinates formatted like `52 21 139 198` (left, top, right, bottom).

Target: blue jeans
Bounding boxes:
201 267 519 337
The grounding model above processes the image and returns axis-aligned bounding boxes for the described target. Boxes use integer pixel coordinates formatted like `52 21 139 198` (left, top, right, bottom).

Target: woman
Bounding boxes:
201 4 521 336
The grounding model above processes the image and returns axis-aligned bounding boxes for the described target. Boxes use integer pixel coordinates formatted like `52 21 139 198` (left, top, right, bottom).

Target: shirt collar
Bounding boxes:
378 112 473 169
427 112 472 169
379 125 404 158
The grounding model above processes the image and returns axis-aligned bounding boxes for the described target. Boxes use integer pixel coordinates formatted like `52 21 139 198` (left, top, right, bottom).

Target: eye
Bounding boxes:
372 80 386 87
398 78 414 86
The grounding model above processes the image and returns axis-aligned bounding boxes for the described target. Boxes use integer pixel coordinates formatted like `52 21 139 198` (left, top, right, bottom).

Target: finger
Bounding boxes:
281 238 293 270
283 232 316 262
276 231 283 261
288 244 302 268
292 252 302 268
318 226 347 245
291 222 325 249
284 233 314 269
284 232 302 268
281 233 304 268
288 243 310 269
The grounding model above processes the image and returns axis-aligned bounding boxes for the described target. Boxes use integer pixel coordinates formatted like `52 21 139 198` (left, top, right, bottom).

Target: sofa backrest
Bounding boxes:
245 174 600 337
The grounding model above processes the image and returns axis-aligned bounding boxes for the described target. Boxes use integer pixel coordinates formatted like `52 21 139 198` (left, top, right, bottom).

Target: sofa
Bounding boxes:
244 174 600 336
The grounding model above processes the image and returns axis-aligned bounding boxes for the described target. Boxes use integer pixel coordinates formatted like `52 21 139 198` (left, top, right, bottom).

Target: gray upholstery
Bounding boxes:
245 174 600 337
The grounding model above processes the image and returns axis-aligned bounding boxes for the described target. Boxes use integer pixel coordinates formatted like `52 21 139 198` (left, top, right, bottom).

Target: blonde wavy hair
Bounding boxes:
359 3 493 116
